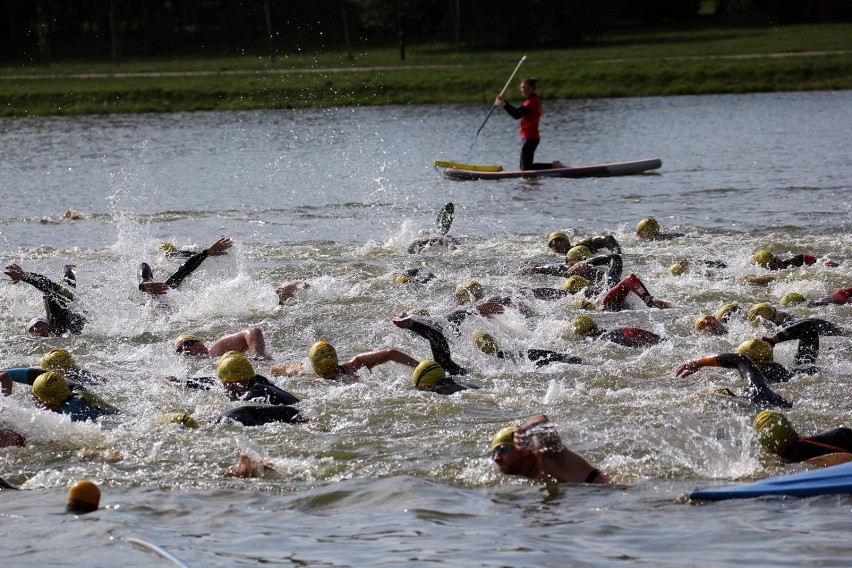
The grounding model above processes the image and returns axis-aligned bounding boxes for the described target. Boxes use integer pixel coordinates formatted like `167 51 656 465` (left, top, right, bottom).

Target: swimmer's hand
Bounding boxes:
4 264 25 283
276 280 308 304
206 237 233 256
675 359 705 378
270 362 303 377
392 313 413 329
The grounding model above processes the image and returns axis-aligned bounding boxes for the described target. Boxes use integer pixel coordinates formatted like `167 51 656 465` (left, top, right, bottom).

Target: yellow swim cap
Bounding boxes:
66 480 101 514
571 298 597 310
151 412 199 429
753 410 795 453
472 331 499 355
547 231 570 246
32 371 71 406
394 274 410 284
309 341 339 376
708 386 737 397
736 338 774 366
562 275 590 293
668 262 686 276
159 242 178 253
747 302 777 324
407 307 430 316
40 349 78 372
565 245 591 263
636 217 660 238
780 292 806 306
491 426 517 451
714 303 740 323
455 280 485 302
411 360 445 389
573 315 599 337
216 351 255 383
174 334 200 350
753 250 775 268
694 315 716 331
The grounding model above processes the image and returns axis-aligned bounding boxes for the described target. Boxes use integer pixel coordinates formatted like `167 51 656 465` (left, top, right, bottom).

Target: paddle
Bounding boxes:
469 55 527 151
436 203 454 235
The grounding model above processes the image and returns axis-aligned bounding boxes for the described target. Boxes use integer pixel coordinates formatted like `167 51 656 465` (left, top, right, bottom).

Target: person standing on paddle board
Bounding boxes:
496 78 564 171
753 409 852 463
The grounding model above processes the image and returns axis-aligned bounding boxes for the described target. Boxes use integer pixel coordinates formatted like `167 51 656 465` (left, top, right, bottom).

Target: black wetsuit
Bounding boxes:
422 379 478 395
138 248 216 291
20 271 85 335
809 287 852 307
214 405 304 426
407 236 460 254
524 254 623 296
177 374 299 406
710 353 792 408
591 327 665 348
2 367 101 389
759 318 848 382
781 428 852 462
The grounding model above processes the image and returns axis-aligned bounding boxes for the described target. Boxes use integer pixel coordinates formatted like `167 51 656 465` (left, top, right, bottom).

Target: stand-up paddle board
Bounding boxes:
440 157 662 180
689 459 852 501
433 161 503 172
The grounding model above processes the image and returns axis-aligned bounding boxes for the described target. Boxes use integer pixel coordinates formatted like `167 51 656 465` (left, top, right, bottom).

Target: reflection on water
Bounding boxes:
1 90 851 566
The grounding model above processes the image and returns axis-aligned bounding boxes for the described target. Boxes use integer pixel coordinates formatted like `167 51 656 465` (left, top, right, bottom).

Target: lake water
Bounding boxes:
1 90 852 567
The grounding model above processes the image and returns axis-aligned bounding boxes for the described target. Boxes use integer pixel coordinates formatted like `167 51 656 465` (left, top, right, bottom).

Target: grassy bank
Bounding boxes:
1 22 850 117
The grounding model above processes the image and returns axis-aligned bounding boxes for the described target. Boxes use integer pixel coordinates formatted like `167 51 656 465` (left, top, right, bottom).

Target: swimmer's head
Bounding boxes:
394 274 410 284
694 314 727 336
40 349 78 372
151 412 199 429
216 351 255 383
27 317 50 336
668 261 687 276
736 338 774 367
780 292 806 306
753 410 796 453
66 480 100 514
636 217 660 238
472 331 499 355
572 315 599 337
714 303 740 323
565 245 591 264
309 341 339 377
562 275 590 293
32 371 71 407
174 334 208 356
406 307 430 316
707 386 737 398
411 360 445 389
547 231 571 253
491 426 517 452
159 242 178 254
572 298 597 311
747 302 777 325
752 250 775 268
454 280 485 303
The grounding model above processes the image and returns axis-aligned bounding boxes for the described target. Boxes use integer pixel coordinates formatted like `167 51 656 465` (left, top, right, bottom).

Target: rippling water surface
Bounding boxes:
1 90 852 566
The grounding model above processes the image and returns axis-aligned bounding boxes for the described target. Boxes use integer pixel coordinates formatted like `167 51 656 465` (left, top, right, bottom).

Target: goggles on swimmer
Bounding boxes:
176 339 201 353
491 445 513 460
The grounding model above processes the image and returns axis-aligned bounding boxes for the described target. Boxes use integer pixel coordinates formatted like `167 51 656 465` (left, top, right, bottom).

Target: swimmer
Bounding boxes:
4 263 85 336
693 314 728 336
1 348 105 397
214 405 308 427
491 414 610 484
394 267 437 285
138 236 233 295
410 360 478 395
275 280 309 304
516 251 623 297
224 452 278 478
66 480 100 514
471 330 583 368
636 217 684 241
175 327 268 359
31 371 119 422
568 315 665 348
271 341 418 379
215 351 300 406
746 302 846 336
407 203 460 254
447 279 534 327
807 286 852 307
753 410 852 463
752 249 838 271
0 425 27 448
675 352 792 408
600 274 674 311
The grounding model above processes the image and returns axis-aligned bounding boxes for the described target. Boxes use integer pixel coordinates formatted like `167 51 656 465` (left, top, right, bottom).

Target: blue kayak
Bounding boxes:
690 461 852 500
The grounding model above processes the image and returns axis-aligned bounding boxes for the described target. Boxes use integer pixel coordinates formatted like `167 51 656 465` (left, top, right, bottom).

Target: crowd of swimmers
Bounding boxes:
3 214 852 488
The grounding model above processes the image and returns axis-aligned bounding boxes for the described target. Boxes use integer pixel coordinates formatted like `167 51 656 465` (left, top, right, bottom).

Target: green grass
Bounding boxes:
1 21 850 116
